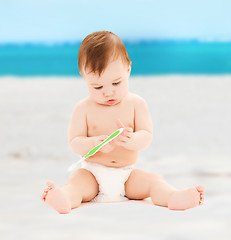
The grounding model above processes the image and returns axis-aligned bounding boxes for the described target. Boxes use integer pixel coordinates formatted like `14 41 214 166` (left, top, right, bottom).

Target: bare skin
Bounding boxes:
41 58 205 213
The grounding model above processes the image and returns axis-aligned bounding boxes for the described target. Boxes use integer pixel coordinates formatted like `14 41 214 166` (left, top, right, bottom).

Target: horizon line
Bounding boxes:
1 38 231 46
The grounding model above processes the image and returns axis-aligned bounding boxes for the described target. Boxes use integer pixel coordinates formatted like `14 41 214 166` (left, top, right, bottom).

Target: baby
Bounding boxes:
41 31 204 214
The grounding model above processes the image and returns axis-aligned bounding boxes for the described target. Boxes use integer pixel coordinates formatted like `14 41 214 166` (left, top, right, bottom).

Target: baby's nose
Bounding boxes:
103 88 114 97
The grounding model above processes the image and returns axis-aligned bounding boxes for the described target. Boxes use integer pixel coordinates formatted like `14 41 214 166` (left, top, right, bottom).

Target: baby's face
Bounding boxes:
82 58 131 106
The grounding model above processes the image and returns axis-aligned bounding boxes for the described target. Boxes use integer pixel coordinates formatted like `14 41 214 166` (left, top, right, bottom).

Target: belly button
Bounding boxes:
111 160 116 163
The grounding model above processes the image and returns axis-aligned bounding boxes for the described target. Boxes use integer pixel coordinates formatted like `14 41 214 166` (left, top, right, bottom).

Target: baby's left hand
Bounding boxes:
112 119 134 147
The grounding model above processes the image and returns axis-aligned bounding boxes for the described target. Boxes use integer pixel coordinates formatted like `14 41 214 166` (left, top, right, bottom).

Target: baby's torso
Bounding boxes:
85 93 138 167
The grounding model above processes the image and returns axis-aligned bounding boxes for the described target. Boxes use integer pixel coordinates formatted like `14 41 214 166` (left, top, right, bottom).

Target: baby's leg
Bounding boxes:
41 168 99 214
125 169 204 210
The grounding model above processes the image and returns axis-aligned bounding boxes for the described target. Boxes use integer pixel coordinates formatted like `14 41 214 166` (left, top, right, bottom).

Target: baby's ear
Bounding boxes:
127 64 131 73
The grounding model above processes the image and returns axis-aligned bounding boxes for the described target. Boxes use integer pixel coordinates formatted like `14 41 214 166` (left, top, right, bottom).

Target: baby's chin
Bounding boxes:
95 99 121 106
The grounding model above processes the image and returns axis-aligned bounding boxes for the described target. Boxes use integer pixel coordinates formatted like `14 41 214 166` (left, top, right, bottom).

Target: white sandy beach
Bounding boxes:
0 75 231 240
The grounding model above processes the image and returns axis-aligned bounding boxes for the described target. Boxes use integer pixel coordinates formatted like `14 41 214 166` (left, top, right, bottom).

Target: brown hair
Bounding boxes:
78 31 131 76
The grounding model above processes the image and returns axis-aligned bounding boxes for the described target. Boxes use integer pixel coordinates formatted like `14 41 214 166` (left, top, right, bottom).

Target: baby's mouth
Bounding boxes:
107 99 117 105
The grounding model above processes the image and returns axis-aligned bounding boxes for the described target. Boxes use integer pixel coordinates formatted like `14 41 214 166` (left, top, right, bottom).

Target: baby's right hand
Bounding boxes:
94 135 115 153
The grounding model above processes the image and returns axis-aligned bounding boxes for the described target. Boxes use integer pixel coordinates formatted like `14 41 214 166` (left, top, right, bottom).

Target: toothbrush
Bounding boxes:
68 128 124 171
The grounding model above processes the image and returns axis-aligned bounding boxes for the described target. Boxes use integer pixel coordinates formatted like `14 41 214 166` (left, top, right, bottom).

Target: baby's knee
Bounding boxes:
149 172 164 182
71 168 93 179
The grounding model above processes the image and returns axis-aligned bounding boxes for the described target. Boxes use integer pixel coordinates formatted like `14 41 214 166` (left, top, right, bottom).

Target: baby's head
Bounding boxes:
78 31 131 77
78 31 132 106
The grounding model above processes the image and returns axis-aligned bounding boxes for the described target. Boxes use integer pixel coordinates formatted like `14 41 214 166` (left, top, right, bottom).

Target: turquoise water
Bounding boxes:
0 41 231 76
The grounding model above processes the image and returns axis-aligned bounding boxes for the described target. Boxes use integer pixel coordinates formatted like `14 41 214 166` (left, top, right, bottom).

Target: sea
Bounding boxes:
0 40 231 76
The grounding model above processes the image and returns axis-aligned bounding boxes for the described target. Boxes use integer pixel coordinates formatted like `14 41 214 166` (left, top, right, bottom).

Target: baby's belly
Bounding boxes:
85 146 138 168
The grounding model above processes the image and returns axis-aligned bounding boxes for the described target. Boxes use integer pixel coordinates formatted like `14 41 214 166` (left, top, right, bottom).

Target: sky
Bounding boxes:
0 0 231 43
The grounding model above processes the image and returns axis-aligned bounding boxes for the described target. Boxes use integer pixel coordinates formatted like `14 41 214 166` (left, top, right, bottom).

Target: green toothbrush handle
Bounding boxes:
68 128 124 172
84 128 124 159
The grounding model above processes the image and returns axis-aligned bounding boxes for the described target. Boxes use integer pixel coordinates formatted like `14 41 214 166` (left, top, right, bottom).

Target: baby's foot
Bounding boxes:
41 181 71 214
168 185 204 211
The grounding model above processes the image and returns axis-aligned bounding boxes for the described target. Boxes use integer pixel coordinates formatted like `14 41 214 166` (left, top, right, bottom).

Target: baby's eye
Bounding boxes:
94 86 103 90
113 82 120 86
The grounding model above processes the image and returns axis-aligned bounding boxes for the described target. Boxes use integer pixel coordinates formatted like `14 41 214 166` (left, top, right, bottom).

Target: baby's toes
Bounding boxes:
196 185 205 205
44 187 50 193
200 192 204 199
196 185 205 193
41 192 47 201
200 193 204 204
41 188 49 198
41 184 54 202
46 181 55 189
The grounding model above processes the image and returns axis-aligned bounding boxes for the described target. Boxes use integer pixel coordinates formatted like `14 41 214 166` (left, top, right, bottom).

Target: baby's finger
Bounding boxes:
100 135 109 141
126 132 133 138
110 139 116 145
116 135 125 141
126 127 133 133
118 135 129 142
121 129 133 138
114 141 122 146
111 138 121 145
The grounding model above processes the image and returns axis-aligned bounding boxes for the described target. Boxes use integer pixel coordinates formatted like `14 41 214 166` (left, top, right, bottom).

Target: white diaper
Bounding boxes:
81 161 134 203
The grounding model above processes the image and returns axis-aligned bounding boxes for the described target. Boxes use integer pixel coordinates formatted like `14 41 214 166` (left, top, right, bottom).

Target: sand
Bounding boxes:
0 75 231 239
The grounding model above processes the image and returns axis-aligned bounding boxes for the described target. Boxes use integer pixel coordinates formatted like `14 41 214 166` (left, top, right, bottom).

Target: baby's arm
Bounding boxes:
115 96 153 151
68 101 106 156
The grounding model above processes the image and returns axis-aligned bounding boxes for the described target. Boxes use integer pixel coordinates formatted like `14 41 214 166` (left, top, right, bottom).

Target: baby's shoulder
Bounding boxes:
72 97 90 113
127 92 147 106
